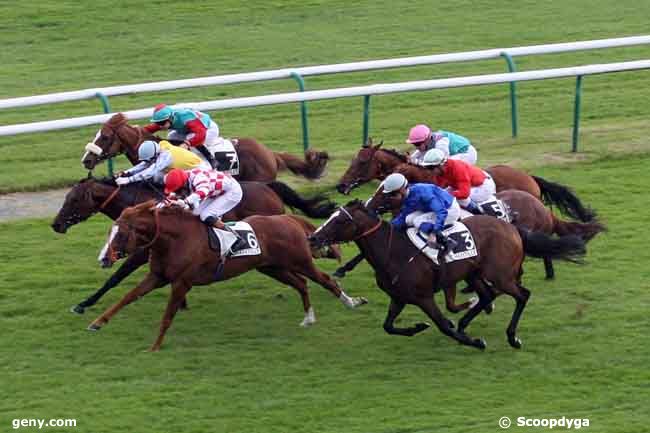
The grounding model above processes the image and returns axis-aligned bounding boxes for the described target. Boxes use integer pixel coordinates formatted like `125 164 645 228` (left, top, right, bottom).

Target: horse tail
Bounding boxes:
531 175 595 222
274 149 329 179
516 225 586 263
286 215 342 262
551 214 607 242
266 181 337 219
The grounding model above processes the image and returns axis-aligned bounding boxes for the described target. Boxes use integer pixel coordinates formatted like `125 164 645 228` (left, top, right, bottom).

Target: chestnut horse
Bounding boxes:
89 202 367 351
336 139 595 222
52 177 341 314
364 188 604 280
81 113 329 182
309 200 586 350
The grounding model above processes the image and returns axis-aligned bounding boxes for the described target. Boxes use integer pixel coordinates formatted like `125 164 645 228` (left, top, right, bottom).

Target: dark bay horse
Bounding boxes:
309 201 587 350
363 188 604 280
90 202 367 351
81 113 329 182
52 177 341 313
336 139 595 222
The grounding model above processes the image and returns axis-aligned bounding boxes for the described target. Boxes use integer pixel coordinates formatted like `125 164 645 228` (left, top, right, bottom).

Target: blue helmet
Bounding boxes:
138 140 160 161
150 104 173 123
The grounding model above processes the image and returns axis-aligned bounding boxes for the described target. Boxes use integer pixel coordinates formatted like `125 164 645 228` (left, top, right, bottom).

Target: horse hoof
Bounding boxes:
148 346 161 352
70 305 85 314
87 323 102 332
414 322 430 333
468 296 479 309
509 337 522 349
300 318 316 328
475 338 487 350
356 297 369 306
333 270 346 279
545 275 555 280
484 302 495 314
447 319 456 329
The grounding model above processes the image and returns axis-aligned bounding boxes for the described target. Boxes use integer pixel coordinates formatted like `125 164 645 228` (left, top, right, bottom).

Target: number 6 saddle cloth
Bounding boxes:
406 221 478 265
207 221 261 258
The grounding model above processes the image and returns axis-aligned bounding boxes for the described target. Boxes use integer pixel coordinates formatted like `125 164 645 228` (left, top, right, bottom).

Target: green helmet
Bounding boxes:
382 173 408 193
150 104 173 123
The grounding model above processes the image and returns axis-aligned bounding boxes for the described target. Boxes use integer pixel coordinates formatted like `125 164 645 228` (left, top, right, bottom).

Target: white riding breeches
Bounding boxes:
194 181 243 222
168 120 220 146
456 172 496 206
449 145 478 165
404 199 461 231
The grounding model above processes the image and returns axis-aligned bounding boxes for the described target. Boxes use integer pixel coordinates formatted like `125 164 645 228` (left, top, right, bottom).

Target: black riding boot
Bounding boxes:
196 145 217 169
464 200 483 215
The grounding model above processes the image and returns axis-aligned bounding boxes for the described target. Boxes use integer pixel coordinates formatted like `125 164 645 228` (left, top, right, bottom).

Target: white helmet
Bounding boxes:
421 148 447 167
138 140 160 161
382 173 408 193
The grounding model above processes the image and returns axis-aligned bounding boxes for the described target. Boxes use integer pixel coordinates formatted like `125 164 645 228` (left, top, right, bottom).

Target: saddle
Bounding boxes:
206 221 261 258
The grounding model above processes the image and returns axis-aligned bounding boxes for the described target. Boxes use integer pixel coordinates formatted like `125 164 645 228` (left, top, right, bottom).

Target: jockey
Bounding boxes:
420 148 496 215
163 168 243 231
144 104 220 169
382 173 461 248
115 140 210 186
406 124 477 165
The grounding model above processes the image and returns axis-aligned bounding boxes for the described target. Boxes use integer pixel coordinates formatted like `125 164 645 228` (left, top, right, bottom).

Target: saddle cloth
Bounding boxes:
207 221 261 258
406 221 478 265
206 137 240 175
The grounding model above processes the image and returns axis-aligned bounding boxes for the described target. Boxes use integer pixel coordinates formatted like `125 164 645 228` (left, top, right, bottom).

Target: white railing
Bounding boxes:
1 35 650 110
1 60 649 137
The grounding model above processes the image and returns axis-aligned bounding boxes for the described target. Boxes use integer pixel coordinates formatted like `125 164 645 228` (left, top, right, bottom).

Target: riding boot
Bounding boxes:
464 200 483 215
205 217 245 252
196 145 217 169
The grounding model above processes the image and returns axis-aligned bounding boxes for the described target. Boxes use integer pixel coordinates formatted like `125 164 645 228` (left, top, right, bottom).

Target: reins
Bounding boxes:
139 208 161 250
99 186 121 210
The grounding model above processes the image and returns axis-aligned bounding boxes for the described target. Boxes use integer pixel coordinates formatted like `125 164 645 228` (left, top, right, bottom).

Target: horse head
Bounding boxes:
51 178 102 233
308 200 379 248
365 185 402 217
336 138 385 194
104 200 160 266
81 113 144 170
304 149 330 179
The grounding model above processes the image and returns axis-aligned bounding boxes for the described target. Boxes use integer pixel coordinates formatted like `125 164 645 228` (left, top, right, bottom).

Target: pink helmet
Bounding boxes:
405 124 432 144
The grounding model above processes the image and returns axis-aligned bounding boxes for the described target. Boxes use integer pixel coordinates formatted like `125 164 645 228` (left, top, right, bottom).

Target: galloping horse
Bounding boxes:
52 177 341 313
336 139 595 222
309 201 587 350
89 202 367 351
81 113 330 182
366 188 605 280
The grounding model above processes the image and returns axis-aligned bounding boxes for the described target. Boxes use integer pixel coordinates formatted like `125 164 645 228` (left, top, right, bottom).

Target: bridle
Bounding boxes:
109 208 161 262
85 120 143 164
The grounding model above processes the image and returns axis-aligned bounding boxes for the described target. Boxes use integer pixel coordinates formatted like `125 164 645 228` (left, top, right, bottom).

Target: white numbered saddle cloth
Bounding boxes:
211 221 261 257
406 221 478 265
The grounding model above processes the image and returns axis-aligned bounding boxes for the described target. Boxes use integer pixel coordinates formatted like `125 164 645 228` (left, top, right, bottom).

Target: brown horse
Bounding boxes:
336 139 595 222
309 200 586 350
365 188 605 280
81 113 330 182
88 202 367 351
52 177 341 314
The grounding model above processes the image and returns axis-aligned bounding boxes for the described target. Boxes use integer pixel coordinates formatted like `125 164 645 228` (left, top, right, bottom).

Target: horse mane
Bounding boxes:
378 148 408 162
107 112 129 127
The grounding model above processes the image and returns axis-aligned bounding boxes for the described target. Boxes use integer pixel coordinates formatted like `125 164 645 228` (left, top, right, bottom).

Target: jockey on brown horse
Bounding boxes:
81 113 329 182
90 202 367 351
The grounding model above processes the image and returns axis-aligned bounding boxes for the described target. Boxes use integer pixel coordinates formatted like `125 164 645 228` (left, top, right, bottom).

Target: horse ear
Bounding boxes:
374 140 383 150
87 171 93 179
363 137 373 148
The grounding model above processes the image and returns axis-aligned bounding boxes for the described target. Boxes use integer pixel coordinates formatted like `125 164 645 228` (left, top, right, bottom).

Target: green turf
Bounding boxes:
2 1 650 432
1 154 649 433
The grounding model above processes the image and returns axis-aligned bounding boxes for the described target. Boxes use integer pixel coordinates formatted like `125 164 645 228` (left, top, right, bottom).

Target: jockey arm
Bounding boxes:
120 151 173 184
409 149 424 164
143 123 162 134
434 136 451 158
447 163 472 200
184 118 207 147
418 196 448 234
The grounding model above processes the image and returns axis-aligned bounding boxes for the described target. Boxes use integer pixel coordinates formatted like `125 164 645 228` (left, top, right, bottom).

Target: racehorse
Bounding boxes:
89 202 367 351
335 139 595 222
81 113 330 182
309 200 587 350
362 188 604 280
52 177 341 313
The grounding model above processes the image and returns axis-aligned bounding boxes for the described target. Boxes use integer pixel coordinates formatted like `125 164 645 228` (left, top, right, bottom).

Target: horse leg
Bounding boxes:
543 257 555 280
415 296 486 350
295 261 368 309
383 298 430 337
88 272 166 331
72 249 149 314
495 281 531 349
442 284 477 314
457 287 496 334
258 267 315 327
149 279 193 352
333 253 365 279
